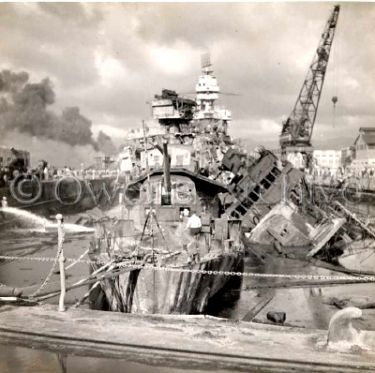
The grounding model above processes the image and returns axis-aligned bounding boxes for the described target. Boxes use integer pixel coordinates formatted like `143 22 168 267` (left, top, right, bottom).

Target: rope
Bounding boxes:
65 249 89 271
29 223 65 297
71 262 116 308
1 278 84 294
34 260 115 302
72 281 101 308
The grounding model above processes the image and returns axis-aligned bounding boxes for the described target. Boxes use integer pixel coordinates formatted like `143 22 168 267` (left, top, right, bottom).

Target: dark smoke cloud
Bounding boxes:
0 69 113 151
0 70 29 94
96 130 117 155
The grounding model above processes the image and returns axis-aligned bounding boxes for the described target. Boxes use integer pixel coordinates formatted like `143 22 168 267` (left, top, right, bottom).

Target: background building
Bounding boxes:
351 127 375 170
313 149 341 175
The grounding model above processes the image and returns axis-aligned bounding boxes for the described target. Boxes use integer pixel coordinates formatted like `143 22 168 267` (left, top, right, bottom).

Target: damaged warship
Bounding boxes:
88 29 375 315
0 146 118 218
89 55 244 314
89 149 244 314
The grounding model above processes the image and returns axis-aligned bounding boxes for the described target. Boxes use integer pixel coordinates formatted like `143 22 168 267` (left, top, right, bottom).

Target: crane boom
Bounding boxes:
280 5 340 168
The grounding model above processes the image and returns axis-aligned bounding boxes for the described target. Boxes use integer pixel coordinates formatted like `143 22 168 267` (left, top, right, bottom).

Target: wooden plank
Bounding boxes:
242 289 274 321
0 305 374 372
309 258 375 276
243 279 374 290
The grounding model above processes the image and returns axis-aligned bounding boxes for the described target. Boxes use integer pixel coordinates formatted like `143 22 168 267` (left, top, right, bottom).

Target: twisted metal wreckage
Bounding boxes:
1 4 375 317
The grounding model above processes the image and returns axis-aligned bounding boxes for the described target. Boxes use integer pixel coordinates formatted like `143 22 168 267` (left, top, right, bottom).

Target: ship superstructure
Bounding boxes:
149 53 231 135
89 55 246 315
118 54 237 183
194 53 231 134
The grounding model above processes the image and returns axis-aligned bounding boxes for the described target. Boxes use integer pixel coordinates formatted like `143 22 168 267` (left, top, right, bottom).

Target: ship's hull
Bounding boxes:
338 239 375 275
91 252 243 314
244 240 311 261
0 176 119 216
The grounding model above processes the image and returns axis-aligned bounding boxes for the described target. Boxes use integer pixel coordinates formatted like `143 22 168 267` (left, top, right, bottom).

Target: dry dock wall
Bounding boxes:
0 305 374 372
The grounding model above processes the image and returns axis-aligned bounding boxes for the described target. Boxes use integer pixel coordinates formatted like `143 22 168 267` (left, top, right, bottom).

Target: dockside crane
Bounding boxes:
280 4 340 169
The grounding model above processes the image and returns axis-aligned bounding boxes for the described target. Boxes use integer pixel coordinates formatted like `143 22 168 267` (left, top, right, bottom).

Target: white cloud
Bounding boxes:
95 50 127 85
147 42 198 76
1 2 374 152
92 124 127 139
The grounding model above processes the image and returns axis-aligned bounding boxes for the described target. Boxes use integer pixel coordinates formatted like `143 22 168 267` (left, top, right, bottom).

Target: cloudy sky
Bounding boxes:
1 2 375 164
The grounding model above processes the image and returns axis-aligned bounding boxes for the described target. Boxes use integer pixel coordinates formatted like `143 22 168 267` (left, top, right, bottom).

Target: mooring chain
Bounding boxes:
1 254 375 283
0 255 94 265
0 254 140 266
115 263 375 282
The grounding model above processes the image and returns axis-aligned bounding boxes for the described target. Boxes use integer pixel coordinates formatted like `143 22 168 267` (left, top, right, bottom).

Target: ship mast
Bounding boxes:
194 53 231 134
195 53 220 117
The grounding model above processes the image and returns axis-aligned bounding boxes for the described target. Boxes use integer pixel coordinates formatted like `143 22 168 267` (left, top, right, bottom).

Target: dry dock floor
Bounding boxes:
0 304 374 372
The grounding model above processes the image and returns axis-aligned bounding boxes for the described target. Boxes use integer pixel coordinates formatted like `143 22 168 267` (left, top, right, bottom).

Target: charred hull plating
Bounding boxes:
88 170 244 315
91 254 243 314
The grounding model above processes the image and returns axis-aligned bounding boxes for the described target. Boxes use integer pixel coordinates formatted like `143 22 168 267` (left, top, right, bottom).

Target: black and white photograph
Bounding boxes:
0 2 374 372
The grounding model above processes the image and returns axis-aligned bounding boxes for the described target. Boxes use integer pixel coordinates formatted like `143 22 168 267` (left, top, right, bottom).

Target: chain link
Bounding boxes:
132 264 375 282
0 255 94 265
1 254 374 282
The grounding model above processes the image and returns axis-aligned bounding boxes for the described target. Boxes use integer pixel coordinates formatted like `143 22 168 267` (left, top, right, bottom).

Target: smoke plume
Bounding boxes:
0 69 114 152
1 130 100 168
96 130 117 155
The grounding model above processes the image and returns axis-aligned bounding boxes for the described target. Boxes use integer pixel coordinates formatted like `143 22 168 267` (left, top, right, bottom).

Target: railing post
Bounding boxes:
56 214 66 312
1 196 8 208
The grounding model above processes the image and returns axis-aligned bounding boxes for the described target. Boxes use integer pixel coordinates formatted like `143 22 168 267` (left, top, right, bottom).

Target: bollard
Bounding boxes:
267 311 286 324
56 214 66 312
327 307 362 348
